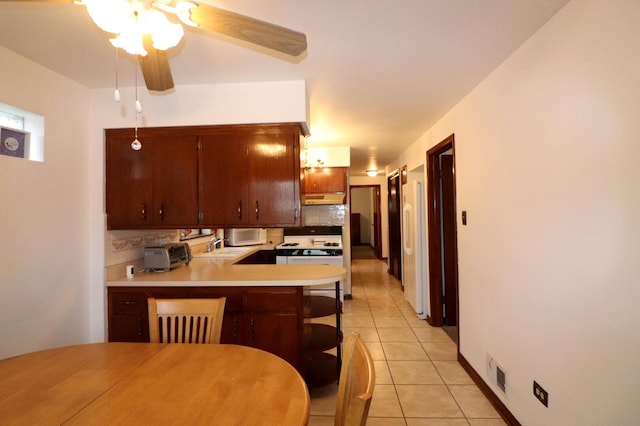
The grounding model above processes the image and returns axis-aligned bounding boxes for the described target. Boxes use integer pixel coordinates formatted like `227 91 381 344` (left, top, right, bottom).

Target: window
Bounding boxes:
0 103 44 162
0 111 24 130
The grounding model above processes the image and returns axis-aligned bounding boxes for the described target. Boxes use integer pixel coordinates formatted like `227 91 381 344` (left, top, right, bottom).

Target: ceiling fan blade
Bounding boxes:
138 35 175 92
189 3 307 57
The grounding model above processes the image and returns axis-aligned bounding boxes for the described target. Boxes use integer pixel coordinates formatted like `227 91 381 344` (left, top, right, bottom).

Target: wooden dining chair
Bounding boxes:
335 332 376 426
148 297 226 344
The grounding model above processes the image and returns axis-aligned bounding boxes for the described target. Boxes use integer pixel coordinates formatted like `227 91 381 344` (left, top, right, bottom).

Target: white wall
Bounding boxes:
0 47 92 359
389 1 640 424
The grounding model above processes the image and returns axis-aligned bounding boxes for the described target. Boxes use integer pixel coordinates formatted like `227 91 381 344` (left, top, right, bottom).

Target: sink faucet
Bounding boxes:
206 236 223 253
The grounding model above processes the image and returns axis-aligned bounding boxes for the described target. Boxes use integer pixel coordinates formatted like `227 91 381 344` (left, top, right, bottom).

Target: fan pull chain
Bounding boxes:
114 48 120 103
131 64 142 151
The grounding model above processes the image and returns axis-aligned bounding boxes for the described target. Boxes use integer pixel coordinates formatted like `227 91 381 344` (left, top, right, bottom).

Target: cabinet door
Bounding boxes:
106 131 199 228
304 167 347 194
247 129 301 226
199 134 249 225
245 313 301 370
109 315 149 342
105 131 153 229
152 135 199 226
221 312 244 345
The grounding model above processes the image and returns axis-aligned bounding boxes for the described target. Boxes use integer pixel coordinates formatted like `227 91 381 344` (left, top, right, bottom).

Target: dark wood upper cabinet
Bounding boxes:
304 167 347 194
106 123 302 229
105 130 153 228
246 128 300 226
199 132 249 225
106 130 199 229
152 135 199 226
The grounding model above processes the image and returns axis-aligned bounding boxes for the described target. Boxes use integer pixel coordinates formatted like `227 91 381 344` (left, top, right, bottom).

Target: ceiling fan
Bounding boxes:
3 0 307 92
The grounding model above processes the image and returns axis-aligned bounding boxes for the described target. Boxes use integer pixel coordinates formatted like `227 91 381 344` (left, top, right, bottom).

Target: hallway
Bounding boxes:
309 258 506 425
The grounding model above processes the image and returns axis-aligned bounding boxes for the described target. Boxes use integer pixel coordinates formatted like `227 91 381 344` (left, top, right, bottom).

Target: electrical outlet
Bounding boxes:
533 381 548 407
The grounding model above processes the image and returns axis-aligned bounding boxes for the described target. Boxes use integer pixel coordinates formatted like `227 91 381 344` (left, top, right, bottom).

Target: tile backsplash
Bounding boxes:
106 229 180 266
302 204 347 226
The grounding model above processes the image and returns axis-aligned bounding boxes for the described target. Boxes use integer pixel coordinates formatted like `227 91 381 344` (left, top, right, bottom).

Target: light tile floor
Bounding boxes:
308 258 506 425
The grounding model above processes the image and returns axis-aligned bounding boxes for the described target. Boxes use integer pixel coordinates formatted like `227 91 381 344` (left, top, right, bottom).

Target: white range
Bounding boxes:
275 226 344 302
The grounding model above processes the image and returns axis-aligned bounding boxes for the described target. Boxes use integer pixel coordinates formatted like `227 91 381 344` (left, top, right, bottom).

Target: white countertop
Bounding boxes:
107 249 346 287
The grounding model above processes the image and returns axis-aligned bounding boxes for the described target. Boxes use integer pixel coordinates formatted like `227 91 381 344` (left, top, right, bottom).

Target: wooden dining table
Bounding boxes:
0 342 310 425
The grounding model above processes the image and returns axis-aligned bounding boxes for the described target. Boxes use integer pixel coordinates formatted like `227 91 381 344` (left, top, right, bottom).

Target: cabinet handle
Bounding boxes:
141 203 147 220
255 201 259 220
294 208 298 220
237 201 242 220
232 317 238 338
250 318 255 338
120 300 138 306
159 203 164 220
137 317 143 337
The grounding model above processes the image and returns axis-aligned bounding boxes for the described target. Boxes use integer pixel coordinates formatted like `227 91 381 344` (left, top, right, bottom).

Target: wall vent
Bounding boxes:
487 353 507 394
496 365 506 393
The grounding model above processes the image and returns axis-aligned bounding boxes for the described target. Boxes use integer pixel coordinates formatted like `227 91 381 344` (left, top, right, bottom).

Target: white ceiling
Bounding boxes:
0 0 569 176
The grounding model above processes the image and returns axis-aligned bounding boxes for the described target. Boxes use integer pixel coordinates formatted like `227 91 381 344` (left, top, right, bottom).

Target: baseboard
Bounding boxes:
458 353 521 426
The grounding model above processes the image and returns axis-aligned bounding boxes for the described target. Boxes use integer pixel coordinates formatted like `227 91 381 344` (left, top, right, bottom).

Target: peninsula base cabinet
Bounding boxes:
107 286 304 373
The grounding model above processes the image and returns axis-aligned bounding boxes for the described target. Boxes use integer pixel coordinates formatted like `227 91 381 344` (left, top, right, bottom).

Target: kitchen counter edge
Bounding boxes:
106 262 346 287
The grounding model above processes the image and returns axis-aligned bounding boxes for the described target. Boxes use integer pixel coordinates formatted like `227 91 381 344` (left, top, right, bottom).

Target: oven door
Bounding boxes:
283 255 343 267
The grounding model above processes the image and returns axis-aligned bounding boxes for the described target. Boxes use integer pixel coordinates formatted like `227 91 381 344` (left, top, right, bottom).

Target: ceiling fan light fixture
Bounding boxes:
83 0 185 56
144 10 185 50
110 29 148 56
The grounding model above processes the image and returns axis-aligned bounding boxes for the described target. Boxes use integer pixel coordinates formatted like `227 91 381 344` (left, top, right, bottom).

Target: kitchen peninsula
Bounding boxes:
107 255 346 380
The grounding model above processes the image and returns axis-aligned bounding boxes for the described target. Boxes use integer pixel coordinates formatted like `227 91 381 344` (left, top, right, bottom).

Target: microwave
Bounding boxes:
225 228 267 246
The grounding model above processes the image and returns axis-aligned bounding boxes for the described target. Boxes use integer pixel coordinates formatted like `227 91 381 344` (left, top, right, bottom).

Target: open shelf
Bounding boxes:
304 352 339 389
303 293 342 389
304 323 343 352
304 295 342 318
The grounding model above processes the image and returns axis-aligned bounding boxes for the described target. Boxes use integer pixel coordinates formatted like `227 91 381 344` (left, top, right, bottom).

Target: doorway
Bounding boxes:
349 185 382 260
426 135 459 343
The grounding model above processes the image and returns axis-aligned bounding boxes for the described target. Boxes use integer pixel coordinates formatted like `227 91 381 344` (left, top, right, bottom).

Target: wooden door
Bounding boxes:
374 186 383 259
199 134 249 225
440 155 458 326
105 130 153 229
387 173 402 280
152 135 199 227
427 135 459 336
247 129 300 226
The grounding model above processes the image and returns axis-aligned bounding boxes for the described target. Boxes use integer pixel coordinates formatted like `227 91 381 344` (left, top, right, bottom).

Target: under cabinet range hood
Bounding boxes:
303 193 346 205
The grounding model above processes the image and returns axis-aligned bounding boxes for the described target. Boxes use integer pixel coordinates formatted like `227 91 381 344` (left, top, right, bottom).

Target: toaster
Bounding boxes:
144 243 191 272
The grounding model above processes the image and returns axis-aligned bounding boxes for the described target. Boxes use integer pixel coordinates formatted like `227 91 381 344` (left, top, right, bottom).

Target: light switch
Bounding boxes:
462 211 467 225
